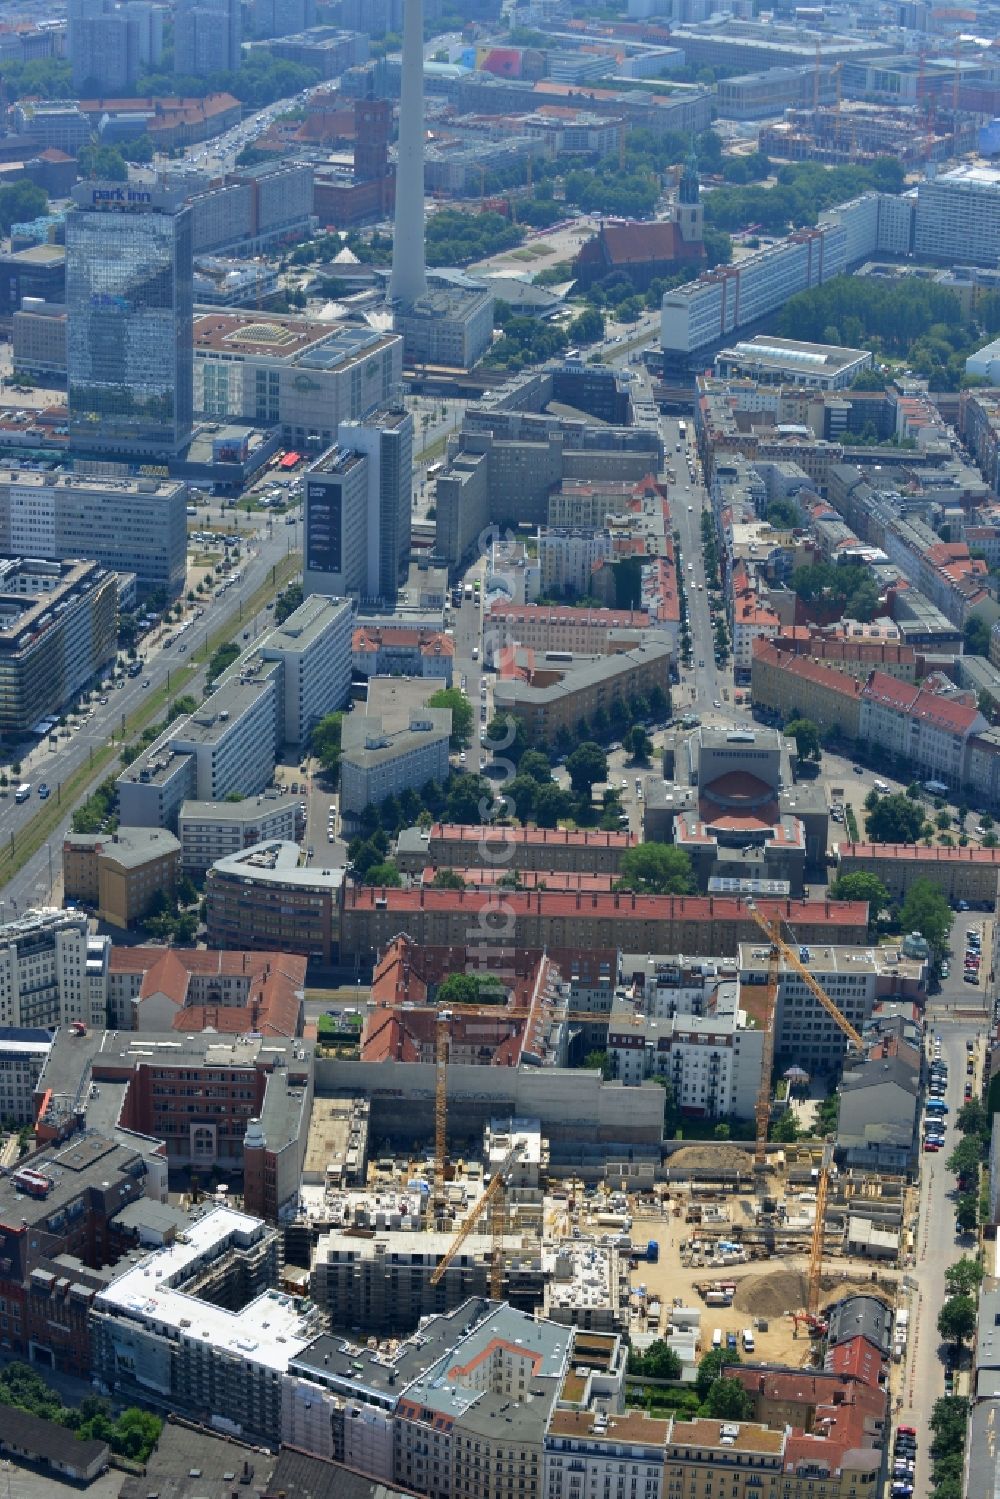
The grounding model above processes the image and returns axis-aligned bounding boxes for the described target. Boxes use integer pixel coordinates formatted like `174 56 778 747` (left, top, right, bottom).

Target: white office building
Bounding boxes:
915 163 1000 268
259 594 353 749
0 909 110 1031
340 707 452 822
178 795 299 875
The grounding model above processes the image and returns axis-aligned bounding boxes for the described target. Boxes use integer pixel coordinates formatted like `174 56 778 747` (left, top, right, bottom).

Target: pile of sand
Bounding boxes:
669 1144 753 1172
734 1270 876 1317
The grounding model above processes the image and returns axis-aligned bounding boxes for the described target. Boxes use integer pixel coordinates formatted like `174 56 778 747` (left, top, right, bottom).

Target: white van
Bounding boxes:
712 1328 723 1350
742 1328 755 1352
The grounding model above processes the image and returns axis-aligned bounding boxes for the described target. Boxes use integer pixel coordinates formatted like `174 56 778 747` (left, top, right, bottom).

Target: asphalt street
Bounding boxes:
0 518 298 918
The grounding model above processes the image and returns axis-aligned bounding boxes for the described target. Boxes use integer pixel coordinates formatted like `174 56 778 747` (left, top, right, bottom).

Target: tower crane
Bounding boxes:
430 1143 520 1297
433 1010 450 1223
745 903 864 1320
753 939 782 1169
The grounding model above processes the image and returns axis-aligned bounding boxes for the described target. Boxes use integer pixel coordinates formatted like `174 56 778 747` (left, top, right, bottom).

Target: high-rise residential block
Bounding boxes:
66 182 193 459
68 0 162 93
174 0 242 77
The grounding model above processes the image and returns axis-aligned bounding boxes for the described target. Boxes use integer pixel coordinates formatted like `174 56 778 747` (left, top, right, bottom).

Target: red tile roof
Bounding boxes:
753 640 863 698
111 948 306 1038
826 1335 884 1388
840 842 1000 864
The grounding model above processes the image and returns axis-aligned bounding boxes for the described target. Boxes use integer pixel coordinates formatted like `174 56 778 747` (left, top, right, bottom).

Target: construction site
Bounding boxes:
287 906 917 1392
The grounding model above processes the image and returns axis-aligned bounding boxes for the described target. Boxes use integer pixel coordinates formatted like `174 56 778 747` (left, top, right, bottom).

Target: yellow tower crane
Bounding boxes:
753 939 782 1169
745 902 864 1319
433 1010 450 1223
430 1144 520 1296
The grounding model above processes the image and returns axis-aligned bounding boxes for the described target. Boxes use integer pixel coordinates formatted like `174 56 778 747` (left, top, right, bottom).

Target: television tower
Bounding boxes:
389 0 427 305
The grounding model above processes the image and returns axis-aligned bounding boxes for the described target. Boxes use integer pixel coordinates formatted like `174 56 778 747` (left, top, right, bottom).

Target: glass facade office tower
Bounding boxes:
66 183 194 459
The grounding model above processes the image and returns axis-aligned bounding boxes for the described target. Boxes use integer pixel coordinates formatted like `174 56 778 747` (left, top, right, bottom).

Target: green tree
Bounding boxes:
703 1376 755 1421
771 1110 799 1143
427 687 473 750
432 868 466 889
519 750 552 784
695 1348 740 1399
957 1099 988 1138
584 1049 612 1079
436 972 506 1005
931 1396 970 1457
766 498 802 529
956 1194 979 1234
311 711 344 776
828 872 889 911
78 143 128 181
898 877 953 960
534 782 571 828
0 180 48 234
783 718 821 761
938 1294 977 1346
207 641 240 685
616 844 695 895
566 741 608 796
625 725 652 764
486 712 528 764
628 1341 682 1380
944 1256 984 1298
446 772 493 824
964 616 992 657
865 792 925 844
946 1136 985 1179
274 581 303 624
568 306 605 344
363 859 402 887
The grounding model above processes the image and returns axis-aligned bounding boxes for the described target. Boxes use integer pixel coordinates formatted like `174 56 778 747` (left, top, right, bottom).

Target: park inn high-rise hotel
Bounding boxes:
66 181 194 459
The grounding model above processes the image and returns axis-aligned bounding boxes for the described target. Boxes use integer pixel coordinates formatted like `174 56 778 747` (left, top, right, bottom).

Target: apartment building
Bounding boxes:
731 579 781 678
859 671 987 789
352 623 454 682
0 909 110 1030
340 707 452 822
750 641 863 738
258 594 353 749
194 312 401 453
915 162 1000 268
342 889 869 967
92 1206 321 1442
737 941 927 1071
545 1411 669 1499
177 794 299 875
837 841 1000 907
0 1129 163 1373
0 558 117 737
205 842 344 963
37 1019 311 1220
396 823 638 877
607 975 765 1118
493 640 672 746
62 826 180 929
283 1299 601 1491
484 604 656 665
0 1027 52 1124
537 528 615 599
107 945 305 1035
770 625 918 684
0 468 188 598
662 191 911 374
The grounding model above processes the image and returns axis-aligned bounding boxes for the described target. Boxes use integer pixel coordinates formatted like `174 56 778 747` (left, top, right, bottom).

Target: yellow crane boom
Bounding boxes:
754 941 781 1168
429 1144 520 1290
745 905 864 1053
